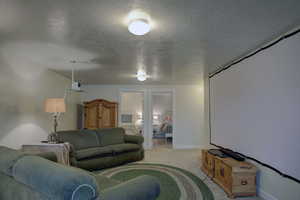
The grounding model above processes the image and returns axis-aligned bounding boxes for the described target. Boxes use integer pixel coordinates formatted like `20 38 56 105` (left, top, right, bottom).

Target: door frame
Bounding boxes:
118 87 176 149
148 88 175 149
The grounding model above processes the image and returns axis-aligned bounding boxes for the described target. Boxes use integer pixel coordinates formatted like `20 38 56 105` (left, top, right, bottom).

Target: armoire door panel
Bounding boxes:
84 99 118 129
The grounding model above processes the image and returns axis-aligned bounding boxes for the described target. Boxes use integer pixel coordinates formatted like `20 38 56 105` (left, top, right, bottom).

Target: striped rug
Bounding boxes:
98 163 214 200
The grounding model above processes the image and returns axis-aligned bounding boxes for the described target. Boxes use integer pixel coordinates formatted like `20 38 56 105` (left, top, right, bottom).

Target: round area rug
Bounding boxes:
98 163 214 200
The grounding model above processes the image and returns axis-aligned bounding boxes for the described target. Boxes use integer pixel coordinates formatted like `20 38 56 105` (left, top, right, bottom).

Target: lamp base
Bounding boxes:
48 132 59 143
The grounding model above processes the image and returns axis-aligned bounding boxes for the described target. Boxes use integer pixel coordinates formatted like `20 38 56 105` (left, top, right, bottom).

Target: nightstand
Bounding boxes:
22 143 71 165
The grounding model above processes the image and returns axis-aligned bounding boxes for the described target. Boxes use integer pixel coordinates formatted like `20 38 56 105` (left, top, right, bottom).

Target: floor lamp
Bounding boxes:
45 98 66 143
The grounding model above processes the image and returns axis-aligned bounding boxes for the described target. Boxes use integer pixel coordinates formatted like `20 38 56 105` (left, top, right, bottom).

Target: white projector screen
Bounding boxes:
210 32 300 182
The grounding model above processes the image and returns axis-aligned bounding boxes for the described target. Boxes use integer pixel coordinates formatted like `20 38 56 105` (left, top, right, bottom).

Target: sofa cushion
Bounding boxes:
96 128 125 146
12 155 100 200
109 144 140 154
124 135 144 145
0 146 26 176
57 130 100 150
76 147 113 160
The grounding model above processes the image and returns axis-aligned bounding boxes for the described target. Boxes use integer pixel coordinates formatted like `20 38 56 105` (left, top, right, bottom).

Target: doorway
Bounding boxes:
151 91 173 149
119 90 146 143
119 88 174 149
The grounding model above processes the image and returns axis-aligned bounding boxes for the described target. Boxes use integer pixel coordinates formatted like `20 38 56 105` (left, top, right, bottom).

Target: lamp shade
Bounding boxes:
45 98 66 113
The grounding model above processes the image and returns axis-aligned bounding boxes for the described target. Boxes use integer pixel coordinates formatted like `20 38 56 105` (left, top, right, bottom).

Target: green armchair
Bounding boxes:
0 146 160 200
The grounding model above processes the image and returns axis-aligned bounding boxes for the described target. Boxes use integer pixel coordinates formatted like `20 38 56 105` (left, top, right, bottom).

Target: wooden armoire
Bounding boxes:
84 99 118 129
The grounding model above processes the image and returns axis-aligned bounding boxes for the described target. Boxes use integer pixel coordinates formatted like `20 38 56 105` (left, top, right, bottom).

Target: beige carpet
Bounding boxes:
142 147 264 200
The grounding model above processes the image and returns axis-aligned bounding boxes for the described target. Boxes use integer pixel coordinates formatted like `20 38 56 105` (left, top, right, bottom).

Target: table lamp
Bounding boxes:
45 98 66 142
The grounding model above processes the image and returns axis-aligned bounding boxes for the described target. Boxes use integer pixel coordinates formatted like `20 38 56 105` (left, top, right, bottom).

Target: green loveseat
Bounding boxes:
0 146 160 200
57 128 144 170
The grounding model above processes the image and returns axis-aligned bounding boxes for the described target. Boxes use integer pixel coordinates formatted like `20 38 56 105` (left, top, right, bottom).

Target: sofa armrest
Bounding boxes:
102 175 160 200
66 143 79 166
13 156 100 200
68 143 77 157
124 135 144 145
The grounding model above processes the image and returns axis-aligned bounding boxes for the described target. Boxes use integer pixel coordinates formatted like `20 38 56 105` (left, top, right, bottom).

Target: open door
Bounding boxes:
119 91 145 138
151 91 173 149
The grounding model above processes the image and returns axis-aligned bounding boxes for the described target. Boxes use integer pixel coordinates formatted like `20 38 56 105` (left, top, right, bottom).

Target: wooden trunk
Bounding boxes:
201 149 257 198
84 99 118 129
201 150 215 178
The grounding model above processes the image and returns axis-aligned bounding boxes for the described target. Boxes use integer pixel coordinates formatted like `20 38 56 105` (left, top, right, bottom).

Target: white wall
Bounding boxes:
0 62 81 149
254 160 300 200
82 84 208 149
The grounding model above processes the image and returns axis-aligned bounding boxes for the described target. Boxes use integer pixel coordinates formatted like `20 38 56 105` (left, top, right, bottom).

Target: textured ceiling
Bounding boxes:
0 0 300 84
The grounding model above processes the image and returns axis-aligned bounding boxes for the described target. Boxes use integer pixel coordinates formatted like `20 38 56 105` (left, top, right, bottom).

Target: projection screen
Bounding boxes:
210 32 300 182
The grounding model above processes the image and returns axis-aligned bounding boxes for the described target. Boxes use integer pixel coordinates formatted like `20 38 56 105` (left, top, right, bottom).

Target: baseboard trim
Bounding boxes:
258 188 278 200
174 145 208 149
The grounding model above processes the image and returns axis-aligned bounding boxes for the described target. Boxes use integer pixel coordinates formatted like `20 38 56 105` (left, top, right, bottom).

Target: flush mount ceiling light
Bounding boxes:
126 10 152 36
136 70 147 81
128 19 150 35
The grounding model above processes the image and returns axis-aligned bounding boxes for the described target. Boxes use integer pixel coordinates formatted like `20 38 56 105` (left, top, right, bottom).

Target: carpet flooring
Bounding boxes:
142 147 264 200
99 163 214 200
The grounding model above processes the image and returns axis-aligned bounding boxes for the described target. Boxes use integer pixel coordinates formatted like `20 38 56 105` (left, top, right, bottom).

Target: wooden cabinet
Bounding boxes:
84 99 118 129
201 150 257 198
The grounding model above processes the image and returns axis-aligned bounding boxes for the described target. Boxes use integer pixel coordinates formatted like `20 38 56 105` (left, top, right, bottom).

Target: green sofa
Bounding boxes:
57 128 144 170
0 146 160 200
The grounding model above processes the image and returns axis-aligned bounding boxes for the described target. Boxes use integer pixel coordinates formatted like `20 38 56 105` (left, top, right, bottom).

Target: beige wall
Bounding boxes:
0 63 80 149
82 84 209 149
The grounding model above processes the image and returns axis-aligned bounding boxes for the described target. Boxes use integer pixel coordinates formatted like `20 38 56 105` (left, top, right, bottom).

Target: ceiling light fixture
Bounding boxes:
128 19 150 35
136 70 147 81
126 10 151 36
